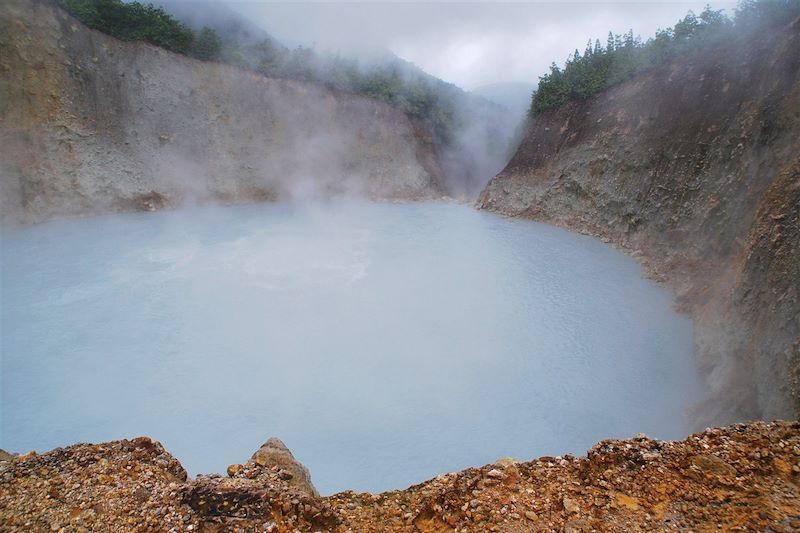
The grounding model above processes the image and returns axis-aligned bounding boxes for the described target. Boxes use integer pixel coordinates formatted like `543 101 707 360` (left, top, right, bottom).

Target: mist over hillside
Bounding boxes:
134 0 522 198
471 82 535 117
157 0 271 47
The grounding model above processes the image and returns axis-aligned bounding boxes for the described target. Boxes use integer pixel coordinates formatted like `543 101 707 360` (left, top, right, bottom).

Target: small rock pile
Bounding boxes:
184 438 337 531
2 421 800 532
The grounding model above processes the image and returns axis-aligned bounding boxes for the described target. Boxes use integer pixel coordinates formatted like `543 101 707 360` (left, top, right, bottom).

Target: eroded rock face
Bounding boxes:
0 0 442 226
479 16 800 426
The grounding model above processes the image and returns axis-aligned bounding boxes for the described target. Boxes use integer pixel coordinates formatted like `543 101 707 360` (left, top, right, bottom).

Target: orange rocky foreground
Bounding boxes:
1 420 800 532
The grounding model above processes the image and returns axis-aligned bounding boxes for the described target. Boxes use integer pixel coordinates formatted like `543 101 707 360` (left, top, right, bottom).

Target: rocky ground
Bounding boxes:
2 421 800 532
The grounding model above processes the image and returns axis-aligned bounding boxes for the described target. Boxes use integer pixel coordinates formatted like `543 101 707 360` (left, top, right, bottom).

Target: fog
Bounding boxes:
222 1 737 89
153 0 737 198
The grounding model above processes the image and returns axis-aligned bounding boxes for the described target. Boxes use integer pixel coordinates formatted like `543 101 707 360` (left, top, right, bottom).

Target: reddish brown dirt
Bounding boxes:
2 421 800 532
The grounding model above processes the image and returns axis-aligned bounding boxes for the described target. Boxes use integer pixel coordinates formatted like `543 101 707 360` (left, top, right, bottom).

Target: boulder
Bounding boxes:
250 438 318 497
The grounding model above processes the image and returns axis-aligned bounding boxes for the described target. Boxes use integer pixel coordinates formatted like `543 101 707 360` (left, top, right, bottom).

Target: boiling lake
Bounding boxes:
0 201 703 494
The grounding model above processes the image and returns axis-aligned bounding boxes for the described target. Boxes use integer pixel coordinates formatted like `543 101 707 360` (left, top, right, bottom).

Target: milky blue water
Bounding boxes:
1 202 702 494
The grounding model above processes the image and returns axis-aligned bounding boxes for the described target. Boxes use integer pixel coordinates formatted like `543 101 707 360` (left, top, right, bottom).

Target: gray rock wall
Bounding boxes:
0 0 442 226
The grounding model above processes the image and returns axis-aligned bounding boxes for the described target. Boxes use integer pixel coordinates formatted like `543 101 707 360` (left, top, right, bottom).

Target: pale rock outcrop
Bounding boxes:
250 437 318 498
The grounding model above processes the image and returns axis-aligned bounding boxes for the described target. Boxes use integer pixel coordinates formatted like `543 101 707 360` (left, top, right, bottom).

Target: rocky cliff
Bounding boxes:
479 16 800 427
0 0 442 226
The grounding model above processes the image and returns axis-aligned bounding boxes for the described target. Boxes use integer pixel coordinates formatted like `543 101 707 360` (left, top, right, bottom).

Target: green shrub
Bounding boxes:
59 0 193 54
190 27 221 61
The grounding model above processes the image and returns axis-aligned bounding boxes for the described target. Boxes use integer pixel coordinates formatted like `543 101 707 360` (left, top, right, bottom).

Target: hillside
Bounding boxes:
480 15 800 427
0 0 444 226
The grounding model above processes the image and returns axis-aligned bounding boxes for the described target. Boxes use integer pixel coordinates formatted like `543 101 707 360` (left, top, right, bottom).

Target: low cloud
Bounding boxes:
225 1 737 89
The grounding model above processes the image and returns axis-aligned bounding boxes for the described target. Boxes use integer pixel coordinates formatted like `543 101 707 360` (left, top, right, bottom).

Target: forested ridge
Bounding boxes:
530 0 800 115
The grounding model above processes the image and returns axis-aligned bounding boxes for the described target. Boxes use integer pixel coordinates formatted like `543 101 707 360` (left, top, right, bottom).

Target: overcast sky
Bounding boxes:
223 1 738 90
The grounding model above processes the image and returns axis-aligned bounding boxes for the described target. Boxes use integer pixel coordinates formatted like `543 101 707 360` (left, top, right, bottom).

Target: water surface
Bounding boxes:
1 202 702 494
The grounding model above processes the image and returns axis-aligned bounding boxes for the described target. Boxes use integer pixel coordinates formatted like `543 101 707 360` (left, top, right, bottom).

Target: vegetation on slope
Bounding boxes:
530 0 800 115
56 0 494 148
223 40 465 145
59 0 196 55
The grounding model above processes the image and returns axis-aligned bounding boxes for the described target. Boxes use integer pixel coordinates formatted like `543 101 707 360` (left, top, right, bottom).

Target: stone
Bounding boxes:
226 464 242 477
494 457 517 467
691 455 737 477
564 519 589 533
250 437 319 497
133 486 151 503
0 449 15 462
19 451 37 462
563 496 580 514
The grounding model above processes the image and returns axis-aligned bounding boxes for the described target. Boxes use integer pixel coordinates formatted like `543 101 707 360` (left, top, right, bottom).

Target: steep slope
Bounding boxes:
480 17 800 426
0 0 442 226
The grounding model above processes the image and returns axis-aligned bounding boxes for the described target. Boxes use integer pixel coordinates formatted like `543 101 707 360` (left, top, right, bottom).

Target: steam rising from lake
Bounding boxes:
1 202 702 494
